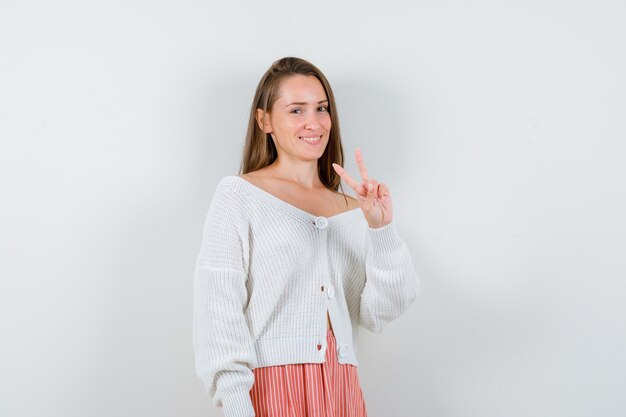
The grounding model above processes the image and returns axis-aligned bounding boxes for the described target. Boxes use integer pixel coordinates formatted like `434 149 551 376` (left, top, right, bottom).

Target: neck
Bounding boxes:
267 157 321 190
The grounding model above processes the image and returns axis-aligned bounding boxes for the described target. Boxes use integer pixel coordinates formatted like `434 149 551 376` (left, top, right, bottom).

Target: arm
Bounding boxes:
193 186 256 417
358 220 421 333
330 149 420 333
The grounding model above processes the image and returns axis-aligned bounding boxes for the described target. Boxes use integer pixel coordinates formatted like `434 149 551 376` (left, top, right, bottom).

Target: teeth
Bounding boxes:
300 136 321 142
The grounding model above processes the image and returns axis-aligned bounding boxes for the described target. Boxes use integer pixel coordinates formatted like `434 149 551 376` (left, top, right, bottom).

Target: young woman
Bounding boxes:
193 57 420 417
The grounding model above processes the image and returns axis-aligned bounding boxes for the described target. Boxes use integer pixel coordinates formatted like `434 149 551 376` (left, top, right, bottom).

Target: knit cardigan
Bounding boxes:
193 175 420 417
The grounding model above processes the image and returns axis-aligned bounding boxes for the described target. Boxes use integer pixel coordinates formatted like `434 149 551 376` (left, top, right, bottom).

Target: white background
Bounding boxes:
1 1 625 416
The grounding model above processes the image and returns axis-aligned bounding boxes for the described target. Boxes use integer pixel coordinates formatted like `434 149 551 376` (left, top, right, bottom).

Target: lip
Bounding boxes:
298 135 322 144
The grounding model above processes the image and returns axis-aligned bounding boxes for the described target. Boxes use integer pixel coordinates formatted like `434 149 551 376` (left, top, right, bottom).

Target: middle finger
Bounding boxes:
355 147 370 183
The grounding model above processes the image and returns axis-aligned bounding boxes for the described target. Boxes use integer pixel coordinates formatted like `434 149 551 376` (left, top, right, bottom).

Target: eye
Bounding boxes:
318 106 328 112
290 108 302 114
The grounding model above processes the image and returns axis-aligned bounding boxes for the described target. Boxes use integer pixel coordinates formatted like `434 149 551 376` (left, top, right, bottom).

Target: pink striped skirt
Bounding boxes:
250 327 368 417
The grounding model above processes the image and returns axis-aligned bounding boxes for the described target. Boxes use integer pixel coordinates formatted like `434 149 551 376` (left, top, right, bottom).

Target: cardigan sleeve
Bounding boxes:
358 219 420 333
193 183 257 417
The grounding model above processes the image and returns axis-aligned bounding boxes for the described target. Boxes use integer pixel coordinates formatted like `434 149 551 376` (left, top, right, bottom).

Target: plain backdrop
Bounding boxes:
1 1 625 416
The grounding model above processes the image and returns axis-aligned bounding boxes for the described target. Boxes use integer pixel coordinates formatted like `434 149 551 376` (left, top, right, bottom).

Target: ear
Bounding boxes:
256 108 273 133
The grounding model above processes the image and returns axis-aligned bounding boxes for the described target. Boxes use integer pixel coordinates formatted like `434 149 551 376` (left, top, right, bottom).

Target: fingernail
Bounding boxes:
368 183 373 192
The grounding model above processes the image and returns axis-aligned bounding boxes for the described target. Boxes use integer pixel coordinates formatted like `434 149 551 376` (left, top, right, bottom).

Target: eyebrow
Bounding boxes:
285 100 329 108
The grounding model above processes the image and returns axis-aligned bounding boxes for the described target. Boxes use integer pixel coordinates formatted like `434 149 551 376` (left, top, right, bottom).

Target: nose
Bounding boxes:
304 111 322 130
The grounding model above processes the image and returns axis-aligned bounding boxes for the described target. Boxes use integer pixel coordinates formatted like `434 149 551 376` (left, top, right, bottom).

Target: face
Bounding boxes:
257 75 332 162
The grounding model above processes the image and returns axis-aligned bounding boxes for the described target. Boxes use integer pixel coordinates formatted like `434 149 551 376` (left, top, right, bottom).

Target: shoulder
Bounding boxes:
346 195 360 209
335 192 360 210
210 176 247 209
215 174 247 193
238 172 261 188
239 169 273 188
205 178 250 229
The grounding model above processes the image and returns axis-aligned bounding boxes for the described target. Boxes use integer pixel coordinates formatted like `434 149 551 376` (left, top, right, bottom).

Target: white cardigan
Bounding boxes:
193 175 420 417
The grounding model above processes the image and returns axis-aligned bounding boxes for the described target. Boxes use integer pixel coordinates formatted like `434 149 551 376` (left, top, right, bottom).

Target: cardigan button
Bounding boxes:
338 344 349 358
314 216 328 229
326 285 335 299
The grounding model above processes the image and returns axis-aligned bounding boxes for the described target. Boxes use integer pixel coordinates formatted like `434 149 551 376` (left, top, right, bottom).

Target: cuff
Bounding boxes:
220 390 255 417
367 219 403 254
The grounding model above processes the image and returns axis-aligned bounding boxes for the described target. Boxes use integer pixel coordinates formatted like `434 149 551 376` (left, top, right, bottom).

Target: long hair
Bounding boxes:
239 57 347 199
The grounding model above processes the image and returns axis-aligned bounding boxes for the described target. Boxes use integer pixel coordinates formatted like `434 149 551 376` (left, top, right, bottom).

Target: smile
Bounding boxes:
299 136 322 144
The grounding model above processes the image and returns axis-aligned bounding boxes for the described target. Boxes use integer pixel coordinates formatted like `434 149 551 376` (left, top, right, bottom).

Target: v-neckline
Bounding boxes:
228 175 361 222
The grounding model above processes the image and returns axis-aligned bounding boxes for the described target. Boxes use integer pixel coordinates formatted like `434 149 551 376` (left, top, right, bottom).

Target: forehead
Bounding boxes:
276 75 327 103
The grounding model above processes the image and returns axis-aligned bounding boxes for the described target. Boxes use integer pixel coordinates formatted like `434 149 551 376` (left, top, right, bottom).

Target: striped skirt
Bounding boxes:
250 327 368 417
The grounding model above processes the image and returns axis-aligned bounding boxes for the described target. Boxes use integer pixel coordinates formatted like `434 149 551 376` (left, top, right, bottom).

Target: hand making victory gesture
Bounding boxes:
332 147 393 229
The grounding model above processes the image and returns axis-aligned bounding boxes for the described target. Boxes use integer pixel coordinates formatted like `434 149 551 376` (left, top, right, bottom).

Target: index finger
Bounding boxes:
332 163 362 194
